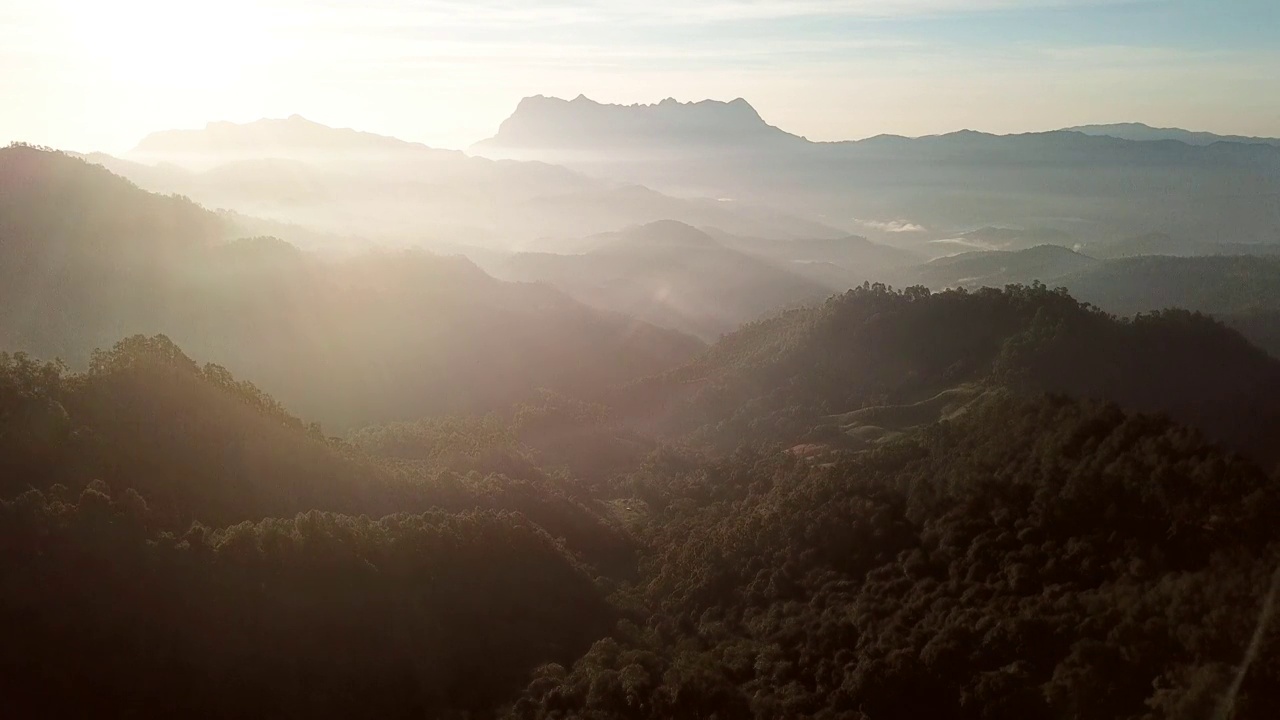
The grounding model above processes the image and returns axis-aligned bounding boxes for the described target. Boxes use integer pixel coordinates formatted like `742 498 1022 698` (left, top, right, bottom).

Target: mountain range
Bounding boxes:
76 115 843 249
0 145 703 427
1063 122 1280 147
475 95 803 153
36 98 1280 364
62 103 1280 264
474 96 1280 247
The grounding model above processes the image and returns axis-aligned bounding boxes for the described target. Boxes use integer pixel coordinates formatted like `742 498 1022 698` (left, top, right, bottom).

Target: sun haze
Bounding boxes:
3 0 1278 151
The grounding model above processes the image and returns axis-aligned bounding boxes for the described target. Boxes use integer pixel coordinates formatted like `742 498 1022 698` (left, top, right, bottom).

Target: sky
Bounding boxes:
2 0 1278 152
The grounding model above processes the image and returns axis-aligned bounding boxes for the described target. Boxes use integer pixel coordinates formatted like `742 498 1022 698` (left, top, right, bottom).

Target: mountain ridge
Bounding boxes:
131 114 462 161
0 145 704 427
495 220 830 340
469 95 1280 245
477 95 805 152
480 95 1280 151
1062 121 1280 147
79 116 849 245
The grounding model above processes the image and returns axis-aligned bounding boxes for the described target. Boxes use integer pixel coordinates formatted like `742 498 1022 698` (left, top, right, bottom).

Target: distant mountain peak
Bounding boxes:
592 219 722 251
632 219 717 242
476 94 796 150
129 115 456 163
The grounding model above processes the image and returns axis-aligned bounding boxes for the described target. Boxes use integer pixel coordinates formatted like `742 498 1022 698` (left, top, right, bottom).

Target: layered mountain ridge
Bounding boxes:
472 95 1280 244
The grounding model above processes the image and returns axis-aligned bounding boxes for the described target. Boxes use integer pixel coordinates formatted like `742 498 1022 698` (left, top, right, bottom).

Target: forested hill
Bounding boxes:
7 338 1280 717
509 393 1280 719
622 283 1280 466
1 338 633 718
1058 254 1280 317
890 250 1280 358
0 144 703 427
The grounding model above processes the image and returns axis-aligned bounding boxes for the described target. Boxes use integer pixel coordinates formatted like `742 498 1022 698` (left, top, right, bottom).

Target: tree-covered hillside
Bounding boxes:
509 394 1280 720
5 291 1280 717
621 283 1280 467
896 249 1280 357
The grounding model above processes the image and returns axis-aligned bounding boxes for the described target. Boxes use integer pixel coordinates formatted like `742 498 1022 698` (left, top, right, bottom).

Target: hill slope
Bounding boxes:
1083 232 1280 259
706 228 922 288
1059 255 1280 317
889 249 1280 358
903 245 1100 289
0 145 703 427
496 221 832 339
621 283 1280 467
8 262 1280 718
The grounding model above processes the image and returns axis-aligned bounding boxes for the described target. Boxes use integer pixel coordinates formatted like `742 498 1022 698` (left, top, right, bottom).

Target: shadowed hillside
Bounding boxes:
620 283 1280 467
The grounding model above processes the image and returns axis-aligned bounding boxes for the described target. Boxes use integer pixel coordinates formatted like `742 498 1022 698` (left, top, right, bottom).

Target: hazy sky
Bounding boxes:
3 0 1278 152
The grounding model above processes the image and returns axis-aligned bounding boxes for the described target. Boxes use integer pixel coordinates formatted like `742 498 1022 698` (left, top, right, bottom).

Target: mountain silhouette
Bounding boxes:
82 117 844 246
619 283 1280 466
902 244 1099 289
476 95 803 152
131 115 464 164
1062 122 1280 147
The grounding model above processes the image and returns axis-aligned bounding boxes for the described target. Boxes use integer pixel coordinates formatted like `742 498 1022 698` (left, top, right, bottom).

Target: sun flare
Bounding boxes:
61 0 285 88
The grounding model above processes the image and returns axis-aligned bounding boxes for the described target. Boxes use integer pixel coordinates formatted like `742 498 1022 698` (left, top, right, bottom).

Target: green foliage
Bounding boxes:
0 334 388 526
510 395 1280 719
352 414 525 471
626 283 1280 468
0 484 614 718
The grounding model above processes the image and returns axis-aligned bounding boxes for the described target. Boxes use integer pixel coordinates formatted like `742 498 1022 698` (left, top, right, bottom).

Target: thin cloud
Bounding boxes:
290 0 1135 28
856 219 927 233
375 37 925 70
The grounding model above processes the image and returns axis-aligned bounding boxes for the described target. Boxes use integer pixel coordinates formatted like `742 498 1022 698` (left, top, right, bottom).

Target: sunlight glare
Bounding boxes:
61 0 286 89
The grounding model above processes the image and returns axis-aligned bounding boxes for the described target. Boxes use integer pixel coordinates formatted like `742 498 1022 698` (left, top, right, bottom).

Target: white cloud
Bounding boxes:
275 0 1134 29
856 219 927 233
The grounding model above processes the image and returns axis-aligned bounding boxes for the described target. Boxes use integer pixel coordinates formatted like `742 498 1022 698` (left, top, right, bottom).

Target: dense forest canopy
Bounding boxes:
620 283 1280 469
6 282 1280 716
